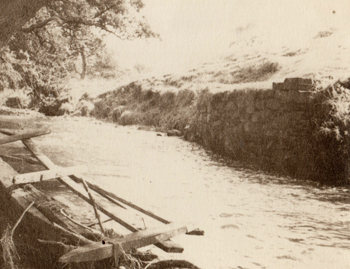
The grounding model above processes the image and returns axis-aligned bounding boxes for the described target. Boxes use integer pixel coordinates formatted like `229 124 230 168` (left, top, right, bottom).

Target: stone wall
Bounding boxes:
186 78 350 184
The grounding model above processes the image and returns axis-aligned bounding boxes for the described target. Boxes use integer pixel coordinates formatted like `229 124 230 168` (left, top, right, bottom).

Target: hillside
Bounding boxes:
126 27 350 94
66 25 350 103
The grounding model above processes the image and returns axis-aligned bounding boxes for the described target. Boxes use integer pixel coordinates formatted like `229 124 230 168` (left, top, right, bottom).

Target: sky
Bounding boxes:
105 0 350 75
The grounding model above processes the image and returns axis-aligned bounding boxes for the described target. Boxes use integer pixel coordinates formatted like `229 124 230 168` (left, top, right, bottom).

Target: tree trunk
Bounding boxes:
0 0 49 47
80 48 87 79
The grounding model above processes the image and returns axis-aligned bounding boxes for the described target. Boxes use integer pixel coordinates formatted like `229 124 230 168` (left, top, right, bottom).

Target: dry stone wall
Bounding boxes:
187 78 350 184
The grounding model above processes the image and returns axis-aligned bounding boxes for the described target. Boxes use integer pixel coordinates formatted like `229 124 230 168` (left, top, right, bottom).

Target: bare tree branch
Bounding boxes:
21 17 61 33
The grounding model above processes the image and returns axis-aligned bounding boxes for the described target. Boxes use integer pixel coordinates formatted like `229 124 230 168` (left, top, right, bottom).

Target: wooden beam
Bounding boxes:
154 240 184 253
12 165 86 185
22 138 58 169
38 239 76 257
59 223 194 263
72 175 169 223
20 138 142 230
9 187 87 246
0 129 51 145
20 137 184 253
57 177 139 232
17 184 99 243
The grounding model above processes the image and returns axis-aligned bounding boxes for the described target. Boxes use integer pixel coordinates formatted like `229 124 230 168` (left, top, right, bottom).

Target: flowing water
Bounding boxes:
29 116 350 269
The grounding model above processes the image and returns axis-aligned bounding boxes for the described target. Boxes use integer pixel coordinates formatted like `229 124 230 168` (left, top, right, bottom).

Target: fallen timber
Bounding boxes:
0 127 203 266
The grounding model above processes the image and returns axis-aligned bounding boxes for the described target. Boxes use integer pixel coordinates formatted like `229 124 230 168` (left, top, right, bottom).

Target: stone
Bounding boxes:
287 90 299 102
255 99 264 110
200 107 207 113
199 113 204 122
284 77 313 85
58 102 74 116
264 89 275 98
272 82 285 90
284 77 313 91
251 113 260 123
232 124 244 134
167 129 183 137
207 104 212 113
243 122 250 132
246 103 255 114
213 120 222 127
296 91 312 103
225 101 236 111
5 96 29 108
265 98 280 110
118 110 140 125
275 90 289 102
71 110 82 117
112 105 126 122
76 100 95 116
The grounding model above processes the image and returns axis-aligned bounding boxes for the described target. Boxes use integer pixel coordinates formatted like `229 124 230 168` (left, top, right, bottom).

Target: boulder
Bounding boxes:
5 94 30 109
58 102 74 116
167 129 183 137
76 100 95 116
118 110 140 126
112 106 126 122
71 110 82 117
5 96 23 108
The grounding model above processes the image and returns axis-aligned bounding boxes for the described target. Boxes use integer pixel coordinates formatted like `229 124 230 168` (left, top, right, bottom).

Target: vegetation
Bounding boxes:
216 61 280 84
93 82 196 132
0 0 157 111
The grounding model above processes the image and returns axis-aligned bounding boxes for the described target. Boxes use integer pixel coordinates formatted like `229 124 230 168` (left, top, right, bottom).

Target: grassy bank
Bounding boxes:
91 81 198 133
88 77 350 185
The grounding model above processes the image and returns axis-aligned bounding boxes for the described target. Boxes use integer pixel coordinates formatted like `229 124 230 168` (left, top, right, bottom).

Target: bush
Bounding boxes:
91 81 197 132
217 61 280 84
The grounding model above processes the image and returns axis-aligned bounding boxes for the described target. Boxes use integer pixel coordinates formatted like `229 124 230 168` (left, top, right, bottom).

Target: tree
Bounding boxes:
0 0 157 109
0 0 49 47
19 0 157 77
0 0 156 47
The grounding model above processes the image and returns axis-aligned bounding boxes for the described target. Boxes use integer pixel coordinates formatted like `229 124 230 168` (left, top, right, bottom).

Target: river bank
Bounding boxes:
85 77 350 185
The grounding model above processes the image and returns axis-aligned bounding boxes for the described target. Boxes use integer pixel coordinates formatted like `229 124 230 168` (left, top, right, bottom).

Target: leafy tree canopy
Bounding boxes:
0 0 157 109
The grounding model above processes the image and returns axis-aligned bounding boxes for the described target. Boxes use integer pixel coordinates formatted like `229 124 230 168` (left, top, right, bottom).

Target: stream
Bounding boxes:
28 116 350 269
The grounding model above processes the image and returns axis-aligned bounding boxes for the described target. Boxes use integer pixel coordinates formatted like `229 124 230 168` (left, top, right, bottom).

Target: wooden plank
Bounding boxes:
21 138 183 253
21 138 143 229
17 184 100 242
16 134 164 224
22 138 57 170
0 129 50 145
59 223 194 263
72 175 170 224
61 177 184 253
38 239 76 257
57 177 139 232
154 240 184 253
0 128 21 135
12 165 86 185
71 176 126 209
8 187 91 247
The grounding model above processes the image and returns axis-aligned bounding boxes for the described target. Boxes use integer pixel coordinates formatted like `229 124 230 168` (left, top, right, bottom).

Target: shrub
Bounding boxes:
230 62 280 83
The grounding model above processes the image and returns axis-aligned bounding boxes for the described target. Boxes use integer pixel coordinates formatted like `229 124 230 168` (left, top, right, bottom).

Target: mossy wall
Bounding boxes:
92 77 350 184
186 78 350 184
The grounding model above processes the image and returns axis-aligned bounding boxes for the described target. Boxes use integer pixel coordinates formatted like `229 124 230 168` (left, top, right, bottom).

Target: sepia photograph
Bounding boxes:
0 0 350 268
